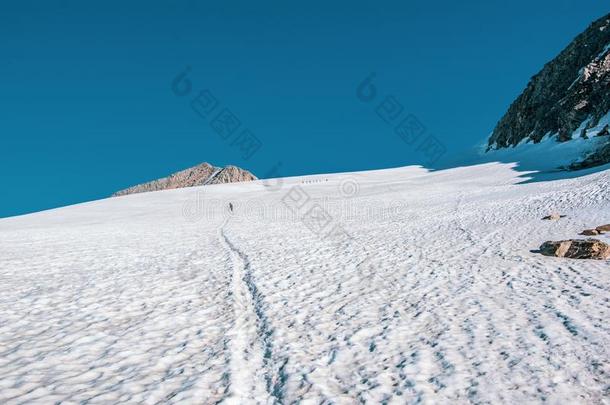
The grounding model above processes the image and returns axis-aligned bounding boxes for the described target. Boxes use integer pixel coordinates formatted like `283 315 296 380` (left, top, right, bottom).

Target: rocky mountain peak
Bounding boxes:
112 163 257 197
487 13 610 168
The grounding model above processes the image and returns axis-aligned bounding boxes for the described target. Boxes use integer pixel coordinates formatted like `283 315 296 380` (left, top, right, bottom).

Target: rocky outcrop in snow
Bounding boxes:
542 213 563 221
112 162 257 197
488 13 610 169
580 224 610 236
540 239 610 260
597 224 610 232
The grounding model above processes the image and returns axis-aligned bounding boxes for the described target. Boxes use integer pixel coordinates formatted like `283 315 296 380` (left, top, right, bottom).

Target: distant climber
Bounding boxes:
229 202 233 212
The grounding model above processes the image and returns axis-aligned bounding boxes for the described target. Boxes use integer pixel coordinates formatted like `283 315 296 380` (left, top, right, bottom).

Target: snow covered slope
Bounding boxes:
0 163 609 404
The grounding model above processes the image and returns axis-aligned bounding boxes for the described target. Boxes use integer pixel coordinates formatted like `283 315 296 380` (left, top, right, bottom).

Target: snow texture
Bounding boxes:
0 162 609 404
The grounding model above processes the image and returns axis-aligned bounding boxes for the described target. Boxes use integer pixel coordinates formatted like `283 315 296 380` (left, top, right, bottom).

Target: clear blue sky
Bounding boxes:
1 1 608 217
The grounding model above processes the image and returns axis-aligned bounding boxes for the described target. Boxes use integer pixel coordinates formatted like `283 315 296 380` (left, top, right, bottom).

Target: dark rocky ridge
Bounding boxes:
488 13 610 168
112 163 257 197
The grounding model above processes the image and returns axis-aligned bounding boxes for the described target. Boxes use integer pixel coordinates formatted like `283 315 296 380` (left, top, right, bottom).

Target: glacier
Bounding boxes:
0 162 609 403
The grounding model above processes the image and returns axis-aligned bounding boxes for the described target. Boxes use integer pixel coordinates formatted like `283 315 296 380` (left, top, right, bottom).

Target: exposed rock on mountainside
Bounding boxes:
569 142 610 169
488 13 610 168
208 165 257 184
112 163 257 196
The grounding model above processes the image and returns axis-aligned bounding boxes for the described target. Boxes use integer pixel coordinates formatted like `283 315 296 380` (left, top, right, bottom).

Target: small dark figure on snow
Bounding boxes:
229 203 233 212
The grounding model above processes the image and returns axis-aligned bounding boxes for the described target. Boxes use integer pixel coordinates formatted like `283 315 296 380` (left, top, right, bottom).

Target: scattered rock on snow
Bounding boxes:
596 224 610 233
580 229 600 236
540 239 610 260
542 213 562 220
